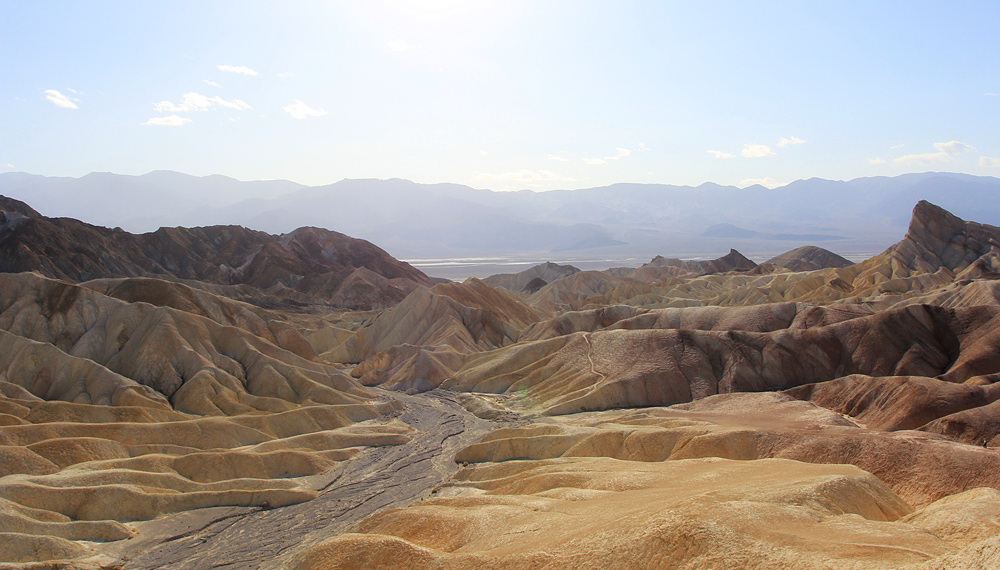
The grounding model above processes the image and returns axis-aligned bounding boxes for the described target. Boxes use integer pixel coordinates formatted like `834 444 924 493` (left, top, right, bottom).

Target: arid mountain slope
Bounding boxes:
0 270 413 565
295 393 1000 570
5 197 1000 569
324 279 546 365
359 303 1000 421
535 201 1000 310
766 245 853 271
481 261 580 293
0 200 433 309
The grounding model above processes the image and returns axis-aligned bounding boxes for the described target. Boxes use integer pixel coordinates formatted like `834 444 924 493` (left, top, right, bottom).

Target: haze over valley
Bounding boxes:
4 171 1000 278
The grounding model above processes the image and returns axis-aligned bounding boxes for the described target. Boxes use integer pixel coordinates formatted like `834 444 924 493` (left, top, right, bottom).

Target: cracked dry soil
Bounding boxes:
105 389 519 569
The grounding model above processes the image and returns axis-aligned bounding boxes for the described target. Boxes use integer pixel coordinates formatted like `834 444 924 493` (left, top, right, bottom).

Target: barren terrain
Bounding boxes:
2 198 1000 569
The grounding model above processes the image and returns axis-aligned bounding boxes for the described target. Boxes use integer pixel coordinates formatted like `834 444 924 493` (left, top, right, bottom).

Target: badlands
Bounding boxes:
1 197 1000 568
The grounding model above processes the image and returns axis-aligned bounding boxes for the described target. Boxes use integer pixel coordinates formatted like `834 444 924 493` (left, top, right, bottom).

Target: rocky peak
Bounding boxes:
904 200 968 257
0 194 41 218
766 246 852 272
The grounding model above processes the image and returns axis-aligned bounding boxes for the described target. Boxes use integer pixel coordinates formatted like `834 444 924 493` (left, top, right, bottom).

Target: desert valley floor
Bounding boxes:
2 196 1000 568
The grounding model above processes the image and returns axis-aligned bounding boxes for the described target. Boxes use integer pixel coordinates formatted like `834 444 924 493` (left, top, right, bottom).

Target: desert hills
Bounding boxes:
2 194 1000 568
0 205 433 311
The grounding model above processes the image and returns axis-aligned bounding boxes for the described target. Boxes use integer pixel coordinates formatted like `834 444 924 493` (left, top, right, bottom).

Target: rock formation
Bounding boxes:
4 197 1000 568
0 200 433 309
482 261 580 292
766 245 853 271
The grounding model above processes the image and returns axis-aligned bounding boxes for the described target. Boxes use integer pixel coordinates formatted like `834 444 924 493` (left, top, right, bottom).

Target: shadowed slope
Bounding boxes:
0 203 433 309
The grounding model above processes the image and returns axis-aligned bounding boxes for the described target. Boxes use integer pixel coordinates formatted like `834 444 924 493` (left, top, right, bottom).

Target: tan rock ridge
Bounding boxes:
0 271 408 565
357 302 1000 418
292 393 1000 569
0 272 374 415
523 201 1000 310
324 279 546 365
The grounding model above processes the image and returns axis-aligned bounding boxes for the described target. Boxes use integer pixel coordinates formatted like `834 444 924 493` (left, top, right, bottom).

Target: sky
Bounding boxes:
2 0 999 190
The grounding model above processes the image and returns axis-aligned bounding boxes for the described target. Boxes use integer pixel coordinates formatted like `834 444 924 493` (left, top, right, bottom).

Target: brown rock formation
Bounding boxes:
0 208 433 309
766 245 853 271
481 261 580 292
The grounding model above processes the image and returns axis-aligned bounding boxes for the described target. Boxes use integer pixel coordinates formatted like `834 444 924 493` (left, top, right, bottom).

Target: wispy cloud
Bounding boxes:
141 115 192 127
387 39 412 53
546 154 570 162
2 163 14 170
742 144 775 158
868 157 886 165
986 92 998 97
739 177 784 188
44 89 78 109
583 147 632 165
895 140 975 165
777 136 806 148
204 80 222 88
707 150 735 159
277 72 293 78
283 99 328 119
153 92 252 112
980 156 1000 168
217 64 258 76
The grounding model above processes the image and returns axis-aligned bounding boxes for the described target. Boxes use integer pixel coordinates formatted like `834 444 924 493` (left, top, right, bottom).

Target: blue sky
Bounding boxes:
2 0 998 189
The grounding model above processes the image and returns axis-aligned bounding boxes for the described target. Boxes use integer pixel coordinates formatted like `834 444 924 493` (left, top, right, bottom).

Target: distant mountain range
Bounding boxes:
2 171 999 260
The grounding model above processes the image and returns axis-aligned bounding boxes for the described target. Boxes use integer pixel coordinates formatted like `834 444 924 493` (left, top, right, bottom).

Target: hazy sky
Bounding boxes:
2 0 998 190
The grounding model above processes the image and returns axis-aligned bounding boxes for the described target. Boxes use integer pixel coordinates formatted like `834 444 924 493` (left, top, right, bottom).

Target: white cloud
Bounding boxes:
636 142 649 151
141 115 192 127
868 157 886 165
934 140 974 155
277 72 293 78
707 150 735 159
584 147 633 165
217 64 258 76
777 136 806 148
980 156 1000 168
204 80 222 88
739 177 783 188
387 39 413 53
44 89 78 109
3 163 14 170
212 97 252 110
283 99 328 119
474 169 575 186
547 154 570 162
153 92 252 112
895 140 975 165
742 144 775 158
986 92 998 97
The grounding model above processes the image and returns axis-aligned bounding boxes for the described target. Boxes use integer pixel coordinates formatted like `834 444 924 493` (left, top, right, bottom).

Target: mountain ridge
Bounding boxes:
0 198 432 310
4 171 999 259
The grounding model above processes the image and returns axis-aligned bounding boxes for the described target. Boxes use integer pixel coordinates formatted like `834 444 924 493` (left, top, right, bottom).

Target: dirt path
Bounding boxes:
112 389 517 569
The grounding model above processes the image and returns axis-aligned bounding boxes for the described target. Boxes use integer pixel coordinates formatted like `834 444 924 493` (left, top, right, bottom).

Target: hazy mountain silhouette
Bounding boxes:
3 171 999 259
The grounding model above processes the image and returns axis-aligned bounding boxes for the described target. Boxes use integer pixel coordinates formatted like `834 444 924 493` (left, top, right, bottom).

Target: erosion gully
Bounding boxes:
106 389 520 569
